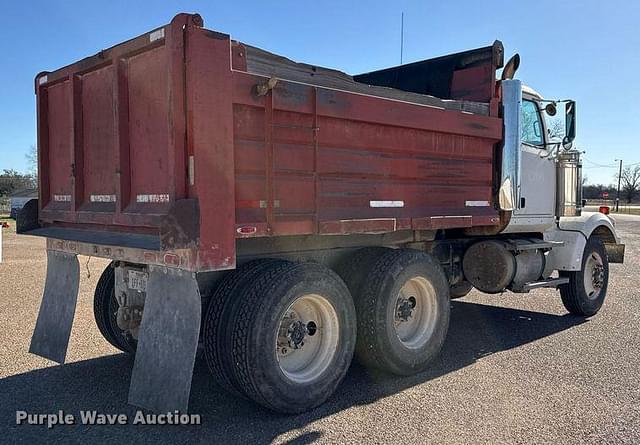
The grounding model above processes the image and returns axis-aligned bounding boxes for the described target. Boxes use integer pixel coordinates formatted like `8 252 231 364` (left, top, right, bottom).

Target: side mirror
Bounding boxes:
563 100 576 150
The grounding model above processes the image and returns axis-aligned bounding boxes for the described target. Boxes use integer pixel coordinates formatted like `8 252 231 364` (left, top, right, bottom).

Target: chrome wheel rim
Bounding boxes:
584 252 605 300
393 276 438 349
276 294 339 383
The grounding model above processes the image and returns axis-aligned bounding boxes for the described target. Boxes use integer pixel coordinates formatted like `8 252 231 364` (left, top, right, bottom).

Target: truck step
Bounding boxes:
517 277 570 292
504 239 564 252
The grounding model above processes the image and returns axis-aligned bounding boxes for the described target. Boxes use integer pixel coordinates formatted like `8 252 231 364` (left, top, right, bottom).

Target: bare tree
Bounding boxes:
615 166 640 203
24 145 38 177
548 118 565 139
25 144 38 181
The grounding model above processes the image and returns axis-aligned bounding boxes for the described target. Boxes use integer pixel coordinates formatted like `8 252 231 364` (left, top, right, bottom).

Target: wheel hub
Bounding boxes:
393 277 439 349
592 263 604 289
396 296 416 322
275 294 340 384
287 320 307 349
584 252 605 299
278 313 318 351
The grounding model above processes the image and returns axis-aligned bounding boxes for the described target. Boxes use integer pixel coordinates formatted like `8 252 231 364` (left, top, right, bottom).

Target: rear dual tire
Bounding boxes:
204 261 356 413
339 248 450 375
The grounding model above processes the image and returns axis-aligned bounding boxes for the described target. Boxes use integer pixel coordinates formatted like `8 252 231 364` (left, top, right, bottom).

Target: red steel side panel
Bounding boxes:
231 71 502 238
80 65 116 212
45 79 73 210
186 28 236 270
35 14 193 231
126 47 171 212
450 63 495 103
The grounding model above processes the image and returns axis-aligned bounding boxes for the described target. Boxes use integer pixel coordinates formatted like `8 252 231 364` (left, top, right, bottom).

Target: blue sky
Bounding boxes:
1 0 638 185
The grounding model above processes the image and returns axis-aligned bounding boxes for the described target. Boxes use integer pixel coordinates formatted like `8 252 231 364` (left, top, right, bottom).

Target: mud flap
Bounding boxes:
128 265 201 413
29 250 80 363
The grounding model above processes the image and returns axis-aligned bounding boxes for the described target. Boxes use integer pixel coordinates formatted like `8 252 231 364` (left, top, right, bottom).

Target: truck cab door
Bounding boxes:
507 97 556 231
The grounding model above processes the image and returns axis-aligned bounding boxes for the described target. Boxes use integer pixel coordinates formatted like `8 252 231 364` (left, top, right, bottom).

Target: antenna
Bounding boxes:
400 12 404 64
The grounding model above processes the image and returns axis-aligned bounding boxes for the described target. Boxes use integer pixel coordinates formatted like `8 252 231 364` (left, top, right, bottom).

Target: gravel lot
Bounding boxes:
1 215 639 444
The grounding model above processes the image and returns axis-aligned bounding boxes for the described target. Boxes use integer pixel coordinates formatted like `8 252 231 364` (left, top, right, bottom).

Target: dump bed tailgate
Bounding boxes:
35 16 191 232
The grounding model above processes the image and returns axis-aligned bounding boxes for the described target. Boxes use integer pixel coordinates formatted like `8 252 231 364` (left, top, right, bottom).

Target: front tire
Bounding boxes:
226 261 356 413
560 237 609 316
354 249 450 375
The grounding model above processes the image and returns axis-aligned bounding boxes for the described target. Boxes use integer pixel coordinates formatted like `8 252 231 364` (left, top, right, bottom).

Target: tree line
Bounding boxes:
584 165 640 203
0 145 37 197
0 170 37 197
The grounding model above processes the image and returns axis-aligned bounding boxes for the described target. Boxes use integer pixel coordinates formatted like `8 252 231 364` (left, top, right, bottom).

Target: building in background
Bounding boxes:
8 188 37 219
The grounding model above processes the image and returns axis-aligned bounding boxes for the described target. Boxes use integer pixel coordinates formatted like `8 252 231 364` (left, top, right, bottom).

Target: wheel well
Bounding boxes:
591 225 616 244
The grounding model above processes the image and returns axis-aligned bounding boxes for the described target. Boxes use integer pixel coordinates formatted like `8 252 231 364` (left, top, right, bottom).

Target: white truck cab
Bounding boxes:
475 78 625 308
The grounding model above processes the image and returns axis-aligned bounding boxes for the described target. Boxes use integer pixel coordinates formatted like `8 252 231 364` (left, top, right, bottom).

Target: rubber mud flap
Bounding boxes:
128 265 201 413
29 250 80 363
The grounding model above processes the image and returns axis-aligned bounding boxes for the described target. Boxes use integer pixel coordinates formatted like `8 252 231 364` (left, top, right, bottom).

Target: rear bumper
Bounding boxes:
43 236 195 271
25 226 160 250
16 197 210 271
604 243 625 264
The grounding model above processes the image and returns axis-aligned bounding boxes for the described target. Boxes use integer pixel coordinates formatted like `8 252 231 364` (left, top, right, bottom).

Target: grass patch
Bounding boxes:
611 208 640 216
584 205 640 216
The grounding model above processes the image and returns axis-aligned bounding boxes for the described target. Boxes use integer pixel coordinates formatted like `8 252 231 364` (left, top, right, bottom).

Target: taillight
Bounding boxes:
599 206 610 215
236 226 257 235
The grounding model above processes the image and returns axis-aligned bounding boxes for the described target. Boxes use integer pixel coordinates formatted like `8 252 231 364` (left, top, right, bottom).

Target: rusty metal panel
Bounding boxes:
45 79 73 210
126 46 171 212
231 70 501 242
451 64 495 102
185 26 236 270
35 14 194 231
79 65 116 212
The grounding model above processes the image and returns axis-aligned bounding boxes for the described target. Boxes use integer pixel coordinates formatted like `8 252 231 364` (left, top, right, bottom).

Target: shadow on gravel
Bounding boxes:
2 301 586 444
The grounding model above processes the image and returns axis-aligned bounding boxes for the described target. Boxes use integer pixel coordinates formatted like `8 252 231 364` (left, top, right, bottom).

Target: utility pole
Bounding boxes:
615 159 623 212
400 12 404 65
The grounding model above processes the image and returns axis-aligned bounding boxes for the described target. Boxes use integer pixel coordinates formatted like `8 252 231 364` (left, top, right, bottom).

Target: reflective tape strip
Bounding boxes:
150 28 165 42
370 200 404 208
53 194 71 202
90 194 116 203
136 194 170 203
465 200 491 207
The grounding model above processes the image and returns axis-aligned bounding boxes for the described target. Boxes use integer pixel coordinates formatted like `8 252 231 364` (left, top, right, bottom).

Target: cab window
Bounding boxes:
521 100 544 146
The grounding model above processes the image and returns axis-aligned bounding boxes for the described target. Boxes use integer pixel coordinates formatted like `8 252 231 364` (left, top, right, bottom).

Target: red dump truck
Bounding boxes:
19 13 625 414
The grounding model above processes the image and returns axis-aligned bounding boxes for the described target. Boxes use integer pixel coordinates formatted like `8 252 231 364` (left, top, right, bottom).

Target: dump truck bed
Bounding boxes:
23 13 504 272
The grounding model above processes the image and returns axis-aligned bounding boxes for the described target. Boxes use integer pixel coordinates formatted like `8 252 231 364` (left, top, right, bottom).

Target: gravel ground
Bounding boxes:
0 215 639 444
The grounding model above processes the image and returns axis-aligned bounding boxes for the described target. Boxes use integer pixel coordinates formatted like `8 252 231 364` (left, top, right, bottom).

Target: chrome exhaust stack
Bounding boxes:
556 150 583 217
499 79 523 211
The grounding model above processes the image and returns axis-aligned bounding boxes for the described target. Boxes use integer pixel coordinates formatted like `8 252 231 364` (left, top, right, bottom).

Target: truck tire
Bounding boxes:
335 246 391 296
354 249 450 375
202 259 284 395
226 261 356 413
450 281 473 299
93 264 137 354
559 237 609 316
